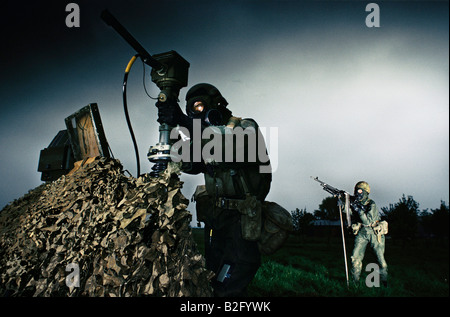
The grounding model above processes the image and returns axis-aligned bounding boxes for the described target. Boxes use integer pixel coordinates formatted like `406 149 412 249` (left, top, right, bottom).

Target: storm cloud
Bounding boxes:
1 0 448 220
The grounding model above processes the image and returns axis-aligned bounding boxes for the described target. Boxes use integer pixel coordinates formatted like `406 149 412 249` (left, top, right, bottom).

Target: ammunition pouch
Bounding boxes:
215 197 293 253
351 223 362 235
237 194 262 241
373 220 388 235
257 201 293 255
373 220 388 243
192 185 211 223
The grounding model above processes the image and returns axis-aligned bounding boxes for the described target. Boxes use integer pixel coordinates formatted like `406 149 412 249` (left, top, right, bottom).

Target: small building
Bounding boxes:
308 219 341 238
310 220 340 227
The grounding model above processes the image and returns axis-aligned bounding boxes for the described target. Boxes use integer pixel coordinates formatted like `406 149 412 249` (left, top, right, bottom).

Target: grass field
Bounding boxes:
191 228 449 297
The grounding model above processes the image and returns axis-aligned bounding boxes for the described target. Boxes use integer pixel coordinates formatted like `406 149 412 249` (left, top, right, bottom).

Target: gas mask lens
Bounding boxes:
192 101 205 113
187 97 223 126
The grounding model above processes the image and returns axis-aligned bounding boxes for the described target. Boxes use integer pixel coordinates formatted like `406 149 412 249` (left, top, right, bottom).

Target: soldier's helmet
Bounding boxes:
354 181 370 194
185 83 230 125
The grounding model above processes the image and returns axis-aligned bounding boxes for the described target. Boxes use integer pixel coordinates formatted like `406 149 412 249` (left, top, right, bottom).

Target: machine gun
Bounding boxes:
311 176 347 198
101 10 190 177
311 176 352 227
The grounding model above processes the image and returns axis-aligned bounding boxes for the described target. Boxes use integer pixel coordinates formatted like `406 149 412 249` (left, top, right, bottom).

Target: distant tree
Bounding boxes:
291 208 315 233
314 196 340 220
428 201 449 238
419 208 433 236
382 194 419 240
291 208 302 232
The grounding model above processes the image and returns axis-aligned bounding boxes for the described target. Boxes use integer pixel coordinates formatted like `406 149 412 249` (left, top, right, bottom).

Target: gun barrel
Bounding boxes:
311 176 345 196
101 10 164 71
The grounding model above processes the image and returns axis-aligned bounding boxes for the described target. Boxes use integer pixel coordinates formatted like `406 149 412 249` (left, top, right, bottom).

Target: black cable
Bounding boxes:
123 54 141 177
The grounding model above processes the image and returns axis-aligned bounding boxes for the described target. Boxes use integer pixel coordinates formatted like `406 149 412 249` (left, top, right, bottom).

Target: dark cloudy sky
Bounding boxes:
0 0 448 220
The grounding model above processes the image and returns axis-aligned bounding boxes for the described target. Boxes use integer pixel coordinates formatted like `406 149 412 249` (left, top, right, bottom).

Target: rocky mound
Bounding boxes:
0 157 213 297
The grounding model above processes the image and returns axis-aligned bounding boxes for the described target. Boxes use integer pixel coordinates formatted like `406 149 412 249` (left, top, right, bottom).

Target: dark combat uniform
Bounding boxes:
157 83 271 296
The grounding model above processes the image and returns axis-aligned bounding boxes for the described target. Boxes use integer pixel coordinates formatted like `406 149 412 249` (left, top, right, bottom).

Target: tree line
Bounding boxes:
291 195 449 240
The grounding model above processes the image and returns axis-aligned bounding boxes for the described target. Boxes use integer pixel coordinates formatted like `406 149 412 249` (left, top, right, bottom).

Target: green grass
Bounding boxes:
191 228 449 297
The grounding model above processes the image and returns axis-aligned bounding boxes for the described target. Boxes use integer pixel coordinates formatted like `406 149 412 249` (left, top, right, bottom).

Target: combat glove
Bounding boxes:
156 98 186 126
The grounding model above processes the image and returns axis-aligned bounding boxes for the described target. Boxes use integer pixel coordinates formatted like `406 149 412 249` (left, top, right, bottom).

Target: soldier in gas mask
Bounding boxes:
156 83 272 296
349 181 388 287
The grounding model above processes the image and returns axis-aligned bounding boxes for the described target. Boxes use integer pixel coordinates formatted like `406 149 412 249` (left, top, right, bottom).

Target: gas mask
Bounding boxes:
185 83 230 127
355 188 369 203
